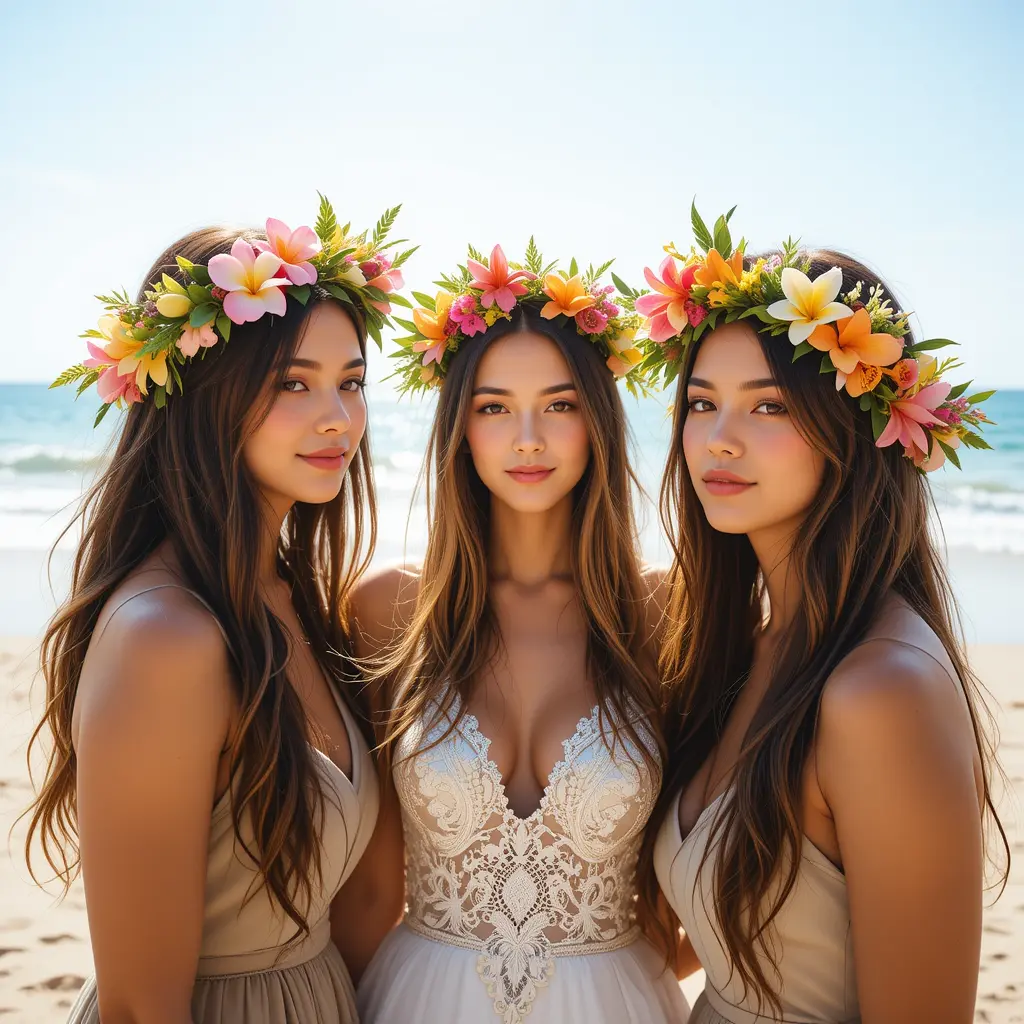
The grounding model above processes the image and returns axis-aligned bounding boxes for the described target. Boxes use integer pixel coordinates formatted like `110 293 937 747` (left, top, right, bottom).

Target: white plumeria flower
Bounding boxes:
766 266 854 345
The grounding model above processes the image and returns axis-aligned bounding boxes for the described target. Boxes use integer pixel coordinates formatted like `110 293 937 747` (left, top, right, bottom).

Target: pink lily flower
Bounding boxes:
467 244 535 313
208 238 288 324
876 380 951 454
362 257 405 314
84 340 142 405
254 218 320 286
635 258 699 342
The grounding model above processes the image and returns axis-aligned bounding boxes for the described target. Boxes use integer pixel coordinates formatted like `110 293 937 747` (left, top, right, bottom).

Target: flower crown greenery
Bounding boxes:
389 240 646 397
51 196 415 426
630 203 994 472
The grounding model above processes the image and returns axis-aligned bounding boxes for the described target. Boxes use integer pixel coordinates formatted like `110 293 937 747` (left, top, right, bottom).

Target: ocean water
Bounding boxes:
1 382 1023 560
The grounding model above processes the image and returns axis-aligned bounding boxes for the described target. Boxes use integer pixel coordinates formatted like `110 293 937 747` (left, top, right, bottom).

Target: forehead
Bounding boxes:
294 302 362 362
474 331 573 392
689 322 771 385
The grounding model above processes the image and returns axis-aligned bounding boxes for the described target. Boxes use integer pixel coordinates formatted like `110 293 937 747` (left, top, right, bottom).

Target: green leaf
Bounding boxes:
791 341 814 361
859 392 873 411
324 283 354 305
176 256 195 275
712 214 732 257
315 193 339 246
153 387 167 409
188 263 211 286
372 205 401 246
75 370 100 396
610 272 635 298
946 380 970 401
724 205 737 224
870 403 888 440
591 258 614 282
94 402 112 428
190 303 218 327
525 236 542 275
365 317 383 349
411 291 436 311
288 284 311 306
691 199 714 252
740 304 778 325
50 363 91 389
819 353 835 374
936 436 962 469
390 246 419 269
965 389 996 404
388 292 413 308
215 315 231 342
569 257 578 278
186 283 211 305
908 338 957 353
393 316 419 334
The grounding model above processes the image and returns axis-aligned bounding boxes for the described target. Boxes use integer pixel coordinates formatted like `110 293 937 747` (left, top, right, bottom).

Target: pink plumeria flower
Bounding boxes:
876 380 951 455
208 238 288 324
467 244 535 313
177 322 219 357
254 218 320 286
635 258 699 342
85 341 142 405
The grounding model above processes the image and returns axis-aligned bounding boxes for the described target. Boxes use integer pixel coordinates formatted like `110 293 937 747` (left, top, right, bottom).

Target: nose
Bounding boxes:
318 387 353 435
512 411 545 455
705 407 743 459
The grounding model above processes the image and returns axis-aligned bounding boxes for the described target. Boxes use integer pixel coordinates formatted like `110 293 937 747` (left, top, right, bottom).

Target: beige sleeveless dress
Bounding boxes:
65 584 380 1024
654 788 858 1023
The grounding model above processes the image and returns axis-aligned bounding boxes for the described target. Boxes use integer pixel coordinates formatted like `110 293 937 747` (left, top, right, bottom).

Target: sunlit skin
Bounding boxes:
244 301 367 527
465 331 590 518
682 321 825 561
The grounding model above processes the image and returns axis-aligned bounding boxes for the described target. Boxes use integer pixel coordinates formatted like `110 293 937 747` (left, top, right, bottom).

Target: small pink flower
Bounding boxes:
600 301 620 317
636 258 699 341
177 322 219 357
443 317 461 337
254 218 320 286
449 296 486 336
685 299 707 326
363 256 404 313
575 306 609 334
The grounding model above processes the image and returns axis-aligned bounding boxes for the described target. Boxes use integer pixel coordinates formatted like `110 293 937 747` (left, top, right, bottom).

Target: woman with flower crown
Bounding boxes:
348 244 690 1023
24 199 413 1024
635 207 1008 1023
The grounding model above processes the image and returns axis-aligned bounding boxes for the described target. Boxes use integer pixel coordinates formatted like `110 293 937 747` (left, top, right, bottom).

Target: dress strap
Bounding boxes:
97 583 232 651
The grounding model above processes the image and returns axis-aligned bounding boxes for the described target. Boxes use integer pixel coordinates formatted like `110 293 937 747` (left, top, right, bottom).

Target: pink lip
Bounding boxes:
506 465 554 484
702 469 754 496
299 447 348 471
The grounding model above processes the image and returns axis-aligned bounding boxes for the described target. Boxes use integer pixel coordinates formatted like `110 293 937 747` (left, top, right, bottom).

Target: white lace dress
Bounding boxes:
357 692 689 1024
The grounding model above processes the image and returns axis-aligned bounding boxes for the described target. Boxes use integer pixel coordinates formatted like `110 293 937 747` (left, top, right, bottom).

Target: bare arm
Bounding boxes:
330 564 420 980
817 641 984 1024
73 593 233 1024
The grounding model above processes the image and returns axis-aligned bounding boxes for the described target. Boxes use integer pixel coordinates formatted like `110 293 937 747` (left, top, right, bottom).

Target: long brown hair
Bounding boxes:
378 304 662 779
24 226 377 939
644 250 1009 1012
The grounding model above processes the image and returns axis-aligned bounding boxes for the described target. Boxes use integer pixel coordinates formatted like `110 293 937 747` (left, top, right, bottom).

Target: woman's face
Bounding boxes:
465 330 591 515
244 302 367 518
682 322 825 546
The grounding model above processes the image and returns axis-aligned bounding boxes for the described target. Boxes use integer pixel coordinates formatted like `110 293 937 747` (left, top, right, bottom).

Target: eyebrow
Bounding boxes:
472 382 577 397
289 357 365 371
688 376 777 392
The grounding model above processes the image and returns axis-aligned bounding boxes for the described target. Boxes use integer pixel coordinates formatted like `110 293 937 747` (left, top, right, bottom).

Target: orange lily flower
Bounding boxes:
541 274 594 319
412 292 455 365
808 308 903 397
693 248 743 305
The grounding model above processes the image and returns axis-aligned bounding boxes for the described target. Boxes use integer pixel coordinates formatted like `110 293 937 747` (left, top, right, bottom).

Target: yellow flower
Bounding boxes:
98 315 168 396
412 291 455 341
540 274 594 319
694 249 744 306
766 267 854 345
156 292 192 318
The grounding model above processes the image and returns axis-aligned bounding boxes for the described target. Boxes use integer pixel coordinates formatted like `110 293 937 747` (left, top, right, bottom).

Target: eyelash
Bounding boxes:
282 378 366 394
476 399 576 416
687 397 787 416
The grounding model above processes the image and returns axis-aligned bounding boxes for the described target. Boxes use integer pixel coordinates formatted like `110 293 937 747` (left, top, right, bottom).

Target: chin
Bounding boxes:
491 484 573 514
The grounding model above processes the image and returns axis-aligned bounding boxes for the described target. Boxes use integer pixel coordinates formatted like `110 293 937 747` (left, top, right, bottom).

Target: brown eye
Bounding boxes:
687 397 714 412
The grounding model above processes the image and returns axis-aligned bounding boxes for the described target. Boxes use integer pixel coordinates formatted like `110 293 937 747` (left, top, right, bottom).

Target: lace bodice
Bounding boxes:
393 692 661 1023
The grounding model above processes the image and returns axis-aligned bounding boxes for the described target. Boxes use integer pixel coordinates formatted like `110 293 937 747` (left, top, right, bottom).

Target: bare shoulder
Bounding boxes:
351 561 422 655
75 583 233 747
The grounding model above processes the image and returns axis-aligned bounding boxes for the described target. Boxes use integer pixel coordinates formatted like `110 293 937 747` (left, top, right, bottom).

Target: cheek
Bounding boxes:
681 415 705 469
552 417 589 463
759 424 824 500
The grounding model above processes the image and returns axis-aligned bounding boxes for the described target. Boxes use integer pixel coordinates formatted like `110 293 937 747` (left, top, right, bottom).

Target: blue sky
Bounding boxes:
1 0 1021 386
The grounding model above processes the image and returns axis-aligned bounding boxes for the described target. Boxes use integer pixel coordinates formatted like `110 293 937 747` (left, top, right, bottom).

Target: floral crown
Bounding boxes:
389 240 645 397
632 203 994 472
51 196 415 426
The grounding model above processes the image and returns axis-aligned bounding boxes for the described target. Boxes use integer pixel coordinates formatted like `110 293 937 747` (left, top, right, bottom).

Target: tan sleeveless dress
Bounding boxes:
66 584 380 1024
654 788 858 1023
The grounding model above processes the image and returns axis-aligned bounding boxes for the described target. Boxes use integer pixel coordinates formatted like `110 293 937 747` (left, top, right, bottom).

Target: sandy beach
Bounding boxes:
0 632 1018 1020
